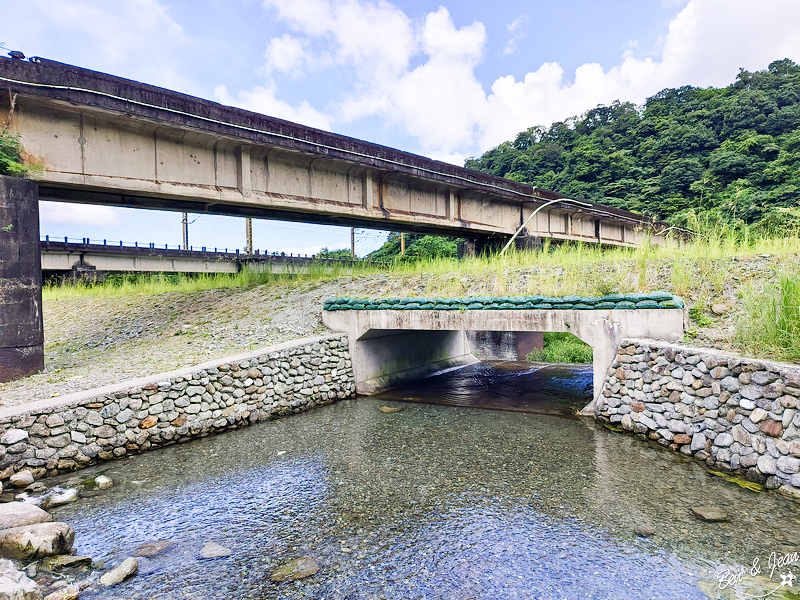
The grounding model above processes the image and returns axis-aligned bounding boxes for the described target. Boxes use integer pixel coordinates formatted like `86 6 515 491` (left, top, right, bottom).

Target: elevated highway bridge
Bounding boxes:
0 55 666 246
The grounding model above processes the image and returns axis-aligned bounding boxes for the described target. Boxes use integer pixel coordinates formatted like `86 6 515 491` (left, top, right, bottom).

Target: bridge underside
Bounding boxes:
322 309 684 415
1 56 665 245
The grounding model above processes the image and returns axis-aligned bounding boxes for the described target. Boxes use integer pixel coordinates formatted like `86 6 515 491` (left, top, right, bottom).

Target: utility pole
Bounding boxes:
400 232 405 255
182 212 189 250
246 218 253 254
350 227 355 260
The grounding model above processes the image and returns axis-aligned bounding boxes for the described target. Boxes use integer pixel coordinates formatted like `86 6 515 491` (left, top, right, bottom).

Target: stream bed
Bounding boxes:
42 362 800 599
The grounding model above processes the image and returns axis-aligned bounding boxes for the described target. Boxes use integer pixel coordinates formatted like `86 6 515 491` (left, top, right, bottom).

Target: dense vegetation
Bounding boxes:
526 333 593 364
366 232 459 262
465 59 800 231
0 128 29 176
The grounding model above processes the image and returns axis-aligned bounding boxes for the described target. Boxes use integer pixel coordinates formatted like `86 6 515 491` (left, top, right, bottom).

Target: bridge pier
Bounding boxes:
0 176 44 382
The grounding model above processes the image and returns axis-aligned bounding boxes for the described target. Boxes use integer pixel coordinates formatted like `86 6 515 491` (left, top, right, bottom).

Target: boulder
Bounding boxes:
42 490 77 509
200 542 231 559
691 506 729 522
43 587 79 600
9 473 33 489
40 555 91 571
673 434 691 445
270 556 319 582
134 540 174 557
94 476 113 490
0 562 40 600
0 523 74 560
0 504 52 531
100 557 138 586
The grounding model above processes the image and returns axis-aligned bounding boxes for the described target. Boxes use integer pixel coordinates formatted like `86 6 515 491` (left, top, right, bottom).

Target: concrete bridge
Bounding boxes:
0 55 666 246
39 238 366 277
322 295 685 414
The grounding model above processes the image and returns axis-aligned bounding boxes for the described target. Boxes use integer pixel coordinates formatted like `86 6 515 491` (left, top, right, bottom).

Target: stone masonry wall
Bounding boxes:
597 338 800 496
0 334 354 484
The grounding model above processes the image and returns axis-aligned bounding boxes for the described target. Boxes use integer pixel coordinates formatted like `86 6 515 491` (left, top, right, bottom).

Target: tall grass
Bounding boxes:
736 268 800 361
42 223 800 301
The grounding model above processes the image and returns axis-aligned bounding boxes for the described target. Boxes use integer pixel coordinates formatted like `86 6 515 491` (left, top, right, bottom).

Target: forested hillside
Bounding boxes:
465 59 800 229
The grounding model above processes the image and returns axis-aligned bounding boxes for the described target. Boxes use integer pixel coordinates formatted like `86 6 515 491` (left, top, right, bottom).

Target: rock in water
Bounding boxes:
270 556 319 582
0 523 74 560
9 472 34 489
134 540 175 557
691 506 730 522
94 476 113 490
0 503 52 531
200 542 232 559
44 489 78 508
100 557 138 586
40 555 92 571
378 406 403 413
634 525 656 537
43 586 79 600
0 558 41 599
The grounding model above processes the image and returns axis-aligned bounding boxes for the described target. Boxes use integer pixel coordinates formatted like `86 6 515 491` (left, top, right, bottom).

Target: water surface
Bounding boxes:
44 364 800 599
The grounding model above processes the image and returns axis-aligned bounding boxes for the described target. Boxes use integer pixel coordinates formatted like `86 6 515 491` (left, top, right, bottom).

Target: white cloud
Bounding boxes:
40 202 122 228
5 0 194 91
214 83 332 131
503 15 528 56
232 0 800 163
265 34 310 75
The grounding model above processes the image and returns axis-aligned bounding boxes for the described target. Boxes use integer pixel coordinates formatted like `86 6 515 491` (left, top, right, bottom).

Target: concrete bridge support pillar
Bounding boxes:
0 176 44 382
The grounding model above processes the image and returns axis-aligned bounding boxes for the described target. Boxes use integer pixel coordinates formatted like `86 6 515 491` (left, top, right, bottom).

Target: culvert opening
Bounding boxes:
371 360 592 416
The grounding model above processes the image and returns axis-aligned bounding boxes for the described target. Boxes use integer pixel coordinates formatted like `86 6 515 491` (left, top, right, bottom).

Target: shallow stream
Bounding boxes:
44 362 800 599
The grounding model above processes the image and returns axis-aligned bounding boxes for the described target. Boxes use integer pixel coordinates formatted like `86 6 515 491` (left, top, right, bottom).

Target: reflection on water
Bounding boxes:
374 361 593 415
42 365 800 600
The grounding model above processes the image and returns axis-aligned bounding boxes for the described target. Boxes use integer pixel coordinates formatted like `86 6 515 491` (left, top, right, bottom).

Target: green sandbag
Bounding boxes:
498 302 516 309
647 291 674 300
538 303 553 308
377 303 393 310
419 303 435 309
526 295 544 303
557 303 575 309
403 302 421 310
466 302 482 310
594 302 617 309
573 303 593 309
601 293 626 302
614 301 636 309
579 296 600 304
636 300 661 309
624 293 649 302
518 302 537 309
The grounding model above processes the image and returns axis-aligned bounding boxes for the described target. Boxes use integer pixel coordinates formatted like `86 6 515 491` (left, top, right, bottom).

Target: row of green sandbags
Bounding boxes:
323 292 684 311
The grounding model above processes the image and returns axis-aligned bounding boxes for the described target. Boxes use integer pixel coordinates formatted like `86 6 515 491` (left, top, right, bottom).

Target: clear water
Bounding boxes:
43 364 800 599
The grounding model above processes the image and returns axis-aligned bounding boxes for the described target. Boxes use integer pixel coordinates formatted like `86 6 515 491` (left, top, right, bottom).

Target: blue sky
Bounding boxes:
4 0 800 255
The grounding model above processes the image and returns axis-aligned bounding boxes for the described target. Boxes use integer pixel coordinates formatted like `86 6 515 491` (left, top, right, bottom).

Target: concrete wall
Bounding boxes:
466 331 543 361
322 308 684 409
597 339 800 499
0 176 43 382
0 334 354 484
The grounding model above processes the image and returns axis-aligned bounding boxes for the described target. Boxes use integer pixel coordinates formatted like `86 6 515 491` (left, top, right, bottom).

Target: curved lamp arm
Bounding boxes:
499 198 593 256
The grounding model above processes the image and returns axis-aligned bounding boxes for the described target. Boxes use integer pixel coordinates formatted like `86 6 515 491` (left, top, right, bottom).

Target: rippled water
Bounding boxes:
44 363 800 599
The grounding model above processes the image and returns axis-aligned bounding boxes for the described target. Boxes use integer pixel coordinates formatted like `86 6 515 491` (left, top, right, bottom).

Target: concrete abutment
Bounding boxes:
0 176 44 382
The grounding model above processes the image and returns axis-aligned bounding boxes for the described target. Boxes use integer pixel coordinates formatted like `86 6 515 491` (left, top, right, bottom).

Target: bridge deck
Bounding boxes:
1 56 667 244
